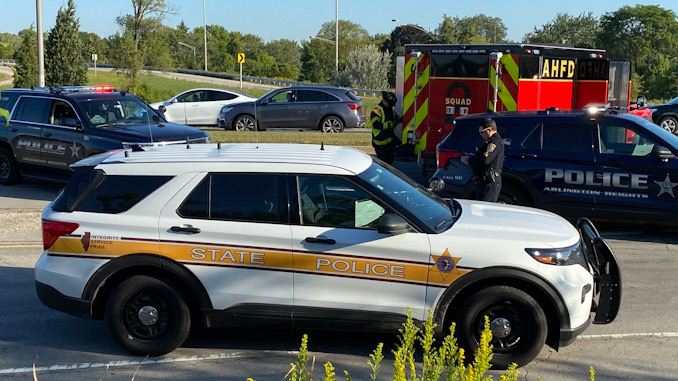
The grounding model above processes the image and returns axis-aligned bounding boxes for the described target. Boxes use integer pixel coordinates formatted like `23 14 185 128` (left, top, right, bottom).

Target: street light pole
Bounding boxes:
36 0 45 87
203 0 207 71
334 0 338 83
310 35 338 84
177 41 197 66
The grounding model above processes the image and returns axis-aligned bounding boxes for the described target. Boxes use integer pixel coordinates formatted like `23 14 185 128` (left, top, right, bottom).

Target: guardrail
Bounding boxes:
86 62 383 97
0 59 15 66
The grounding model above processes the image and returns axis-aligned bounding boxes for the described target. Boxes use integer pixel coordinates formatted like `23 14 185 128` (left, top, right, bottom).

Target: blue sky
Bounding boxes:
2 0 677 43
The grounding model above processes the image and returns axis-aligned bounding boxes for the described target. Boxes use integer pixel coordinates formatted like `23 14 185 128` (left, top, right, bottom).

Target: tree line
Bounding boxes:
3 1 678 100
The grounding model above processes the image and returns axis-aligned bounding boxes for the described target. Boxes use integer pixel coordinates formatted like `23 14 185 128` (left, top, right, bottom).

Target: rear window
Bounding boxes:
344 91 359 102
439 118 523 150
51 168 172 213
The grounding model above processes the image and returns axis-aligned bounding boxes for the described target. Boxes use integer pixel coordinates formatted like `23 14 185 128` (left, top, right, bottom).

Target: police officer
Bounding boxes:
370 91 401 164
461 117 504 202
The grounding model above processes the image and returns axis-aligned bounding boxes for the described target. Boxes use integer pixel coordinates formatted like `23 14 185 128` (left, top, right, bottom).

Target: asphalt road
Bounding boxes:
1 180 677 380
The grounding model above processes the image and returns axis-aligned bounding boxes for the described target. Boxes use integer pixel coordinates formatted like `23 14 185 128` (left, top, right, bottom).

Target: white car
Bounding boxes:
150 88 255 126
35 143 620 368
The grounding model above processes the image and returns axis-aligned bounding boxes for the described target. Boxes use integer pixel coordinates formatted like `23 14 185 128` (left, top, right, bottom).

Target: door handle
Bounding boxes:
305 236 336 245
42 132 52 137
521 153 537 159
170 225 201 234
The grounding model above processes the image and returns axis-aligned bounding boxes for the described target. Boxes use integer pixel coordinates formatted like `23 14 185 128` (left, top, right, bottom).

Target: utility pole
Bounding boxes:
36 0 45 87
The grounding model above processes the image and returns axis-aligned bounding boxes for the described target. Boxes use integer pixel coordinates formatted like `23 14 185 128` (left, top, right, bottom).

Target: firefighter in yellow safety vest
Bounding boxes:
370 91 401 164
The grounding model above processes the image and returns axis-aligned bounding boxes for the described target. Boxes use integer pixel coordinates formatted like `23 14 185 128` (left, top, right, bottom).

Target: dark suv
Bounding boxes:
0 86 210 185
429 107 678 226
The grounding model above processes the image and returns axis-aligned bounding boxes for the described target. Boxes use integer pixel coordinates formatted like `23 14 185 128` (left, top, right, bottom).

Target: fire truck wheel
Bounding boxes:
455 285 547 369
320 116 344 133
659 116 678 134
0 147 21 186
106 275 191 356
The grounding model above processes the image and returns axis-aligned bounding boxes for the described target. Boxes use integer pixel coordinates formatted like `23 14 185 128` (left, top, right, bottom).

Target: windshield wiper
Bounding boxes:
435 215 456 230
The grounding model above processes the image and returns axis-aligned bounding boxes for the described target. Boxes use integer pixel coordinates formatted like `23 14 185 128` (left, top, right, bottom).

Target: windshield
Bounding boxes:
357 161 454 231
77 97 162 127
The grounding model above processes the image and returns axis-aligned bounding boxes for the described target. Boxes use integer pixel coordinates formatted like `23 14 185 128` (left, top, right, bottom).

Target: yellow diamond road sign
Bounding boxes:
238 53 245 63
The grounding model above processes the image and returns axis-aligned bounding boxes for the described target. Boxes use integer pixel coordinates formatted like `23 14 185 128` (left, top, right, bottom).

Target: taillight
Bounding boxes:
42 219 79 250
437 149 462 168
348 104 361 111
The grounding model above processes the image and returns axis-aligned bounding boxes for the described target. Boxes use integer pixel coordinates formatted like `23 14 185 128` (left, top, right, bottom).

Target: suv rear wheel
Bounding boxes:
320 116 344 133
106 275 191 356
498 183 530 206
0 147 21 186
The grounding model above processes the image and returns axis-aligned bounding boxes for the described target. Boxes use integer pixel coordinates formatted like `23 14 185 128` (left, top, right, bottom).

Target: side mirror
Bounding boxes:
60 117 81 128
651 145 674 160
158 105 167 113
636 95 647 109
377 213 412 235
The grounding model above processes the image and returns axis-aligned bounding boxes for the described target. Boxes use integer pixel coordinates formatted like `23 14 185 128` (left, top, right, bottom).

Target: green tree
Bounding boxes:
301 19 371 83
598 5 678 79
114 0 173 92
0 33 21 59
381 25 431 87
264 39 301 79
434 14 458 44
80 32 107 63
523 12 600 48
340 45 391 90
13 27 38 88
45 0 87 86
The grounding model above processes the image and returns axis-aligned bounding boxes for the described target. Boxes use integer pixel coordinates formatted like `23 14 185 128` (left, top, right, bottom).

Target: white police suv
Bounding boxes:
35 143 620 368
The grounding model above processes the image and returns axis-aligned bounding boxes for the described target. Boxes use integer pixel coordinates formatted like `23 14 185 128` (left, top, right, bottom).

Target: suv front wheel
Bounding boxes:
498 183 530 206
106 275 191 356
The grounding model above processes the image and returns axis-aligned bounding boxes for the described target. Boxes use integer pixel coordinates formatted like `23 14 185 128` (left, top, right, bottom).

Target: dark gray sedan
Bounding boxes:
217 86 366 132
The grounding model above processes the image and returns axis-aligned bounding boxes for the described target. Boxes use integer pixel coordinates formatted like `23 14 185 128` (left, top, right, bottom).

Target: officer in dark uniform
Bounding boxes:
370 91 401 164
461 117 504 202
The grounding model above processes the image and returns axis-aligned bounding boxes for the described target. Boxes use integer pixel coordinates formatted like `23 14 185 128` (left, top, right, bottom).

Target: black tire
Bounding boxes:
0 147 21 186
234 115 257 131
498 183 530 206
320 115 344 133
106 275 191 356
659 116 678 134
455 286 547 369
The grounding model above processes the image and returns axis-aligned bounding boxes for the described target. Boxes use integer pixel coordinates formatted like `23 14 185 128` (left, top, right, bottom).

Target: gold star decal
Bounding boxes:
655 173 678 198
429 249 463 284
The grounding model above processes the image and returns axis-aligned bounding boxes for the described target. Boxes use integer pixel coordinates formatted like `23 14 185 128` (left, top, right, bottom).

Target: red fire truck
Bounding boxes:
395 43 631 169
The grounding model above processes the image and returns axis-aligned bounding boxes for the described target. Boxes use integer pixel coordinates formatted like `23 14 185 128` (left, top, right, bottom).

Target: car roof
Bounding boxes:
83 143 374 174
3 87 130 99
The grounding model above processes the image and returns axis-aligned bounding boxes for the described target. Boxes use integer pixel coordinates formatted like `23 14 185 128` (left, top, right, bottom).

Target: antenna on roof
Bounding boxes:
124 150 129 157
320 142 325 150
186 138 191 149
217 142 221 150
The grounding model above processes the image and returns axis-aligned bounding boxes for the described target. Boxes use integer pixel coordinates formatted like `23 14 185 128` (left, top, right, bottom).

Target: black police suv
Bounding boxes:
429 107 678 227
0 86 210 185
647 96 678 135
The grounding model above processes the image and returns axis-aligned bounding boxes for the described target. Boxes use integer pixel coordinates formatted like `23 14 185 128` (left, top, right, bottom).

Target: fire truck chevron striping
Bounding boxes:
403 53 431 154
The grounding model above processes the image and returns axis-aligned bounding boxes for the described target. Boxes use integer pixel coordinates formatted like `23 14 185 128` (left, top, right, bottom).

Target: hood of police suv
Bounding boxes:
444 199 580 249
90 121 210 143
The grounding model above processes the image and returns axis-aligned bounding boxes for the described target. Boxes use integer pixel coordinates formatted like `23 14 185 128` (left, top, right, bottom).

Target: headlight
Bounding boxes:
525 242 585 267
220 107 232 115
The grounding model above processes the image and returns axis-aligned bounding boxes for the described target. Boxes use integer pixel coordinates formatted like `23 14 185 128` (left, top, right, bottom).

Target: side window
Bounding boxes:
178 174 286 223
208 91 236 101
270 90 295 103
0 92 18 124
528 122 592 153
49 100 78 126
298 176 387 229
296 90 325 102
15 97 50 124
177 91 201 103
599 124 656 156
73 175 172 214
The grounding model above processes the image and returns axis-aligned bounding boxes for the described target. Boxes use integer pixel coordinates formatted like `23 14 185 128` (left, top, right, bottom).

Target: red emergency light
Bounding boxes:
93 85 115 92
